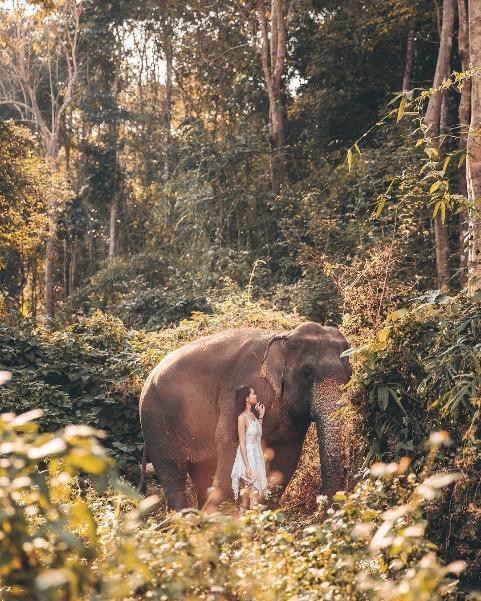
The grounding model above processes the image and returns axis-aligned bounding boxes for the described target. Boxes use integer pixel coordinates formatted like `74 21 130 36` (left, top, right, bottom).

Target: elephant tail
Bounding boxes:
138 444 148 494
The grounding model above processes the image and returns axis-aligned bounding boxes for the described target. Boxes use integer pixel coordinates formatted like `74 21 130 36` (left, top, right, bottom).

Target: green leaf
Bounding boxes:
373 195 386 219
385 178 396 194
430 181 442 194
396 96 407 123
69 499 98 544
377 328 390 343
346 148 353 171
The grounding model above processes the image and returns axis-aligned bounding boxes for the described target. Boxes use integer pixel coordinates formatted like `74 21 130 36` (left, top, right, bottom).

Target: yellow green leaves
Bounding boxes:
372 178 396 219
386 308 408 322
432 200 446 224
69 499 98 545
373 194 386 219
424 146 439 159
0 409 123 600
377 328 390 343
396 95 407 123
27 436 67 459
346 142 361 172
346 148 353 172
67 448 108 475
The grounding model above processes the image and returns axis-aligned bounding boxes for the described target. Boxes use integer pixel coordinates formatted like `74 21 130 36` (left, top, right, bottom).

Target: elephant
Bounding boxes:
138 321 352 511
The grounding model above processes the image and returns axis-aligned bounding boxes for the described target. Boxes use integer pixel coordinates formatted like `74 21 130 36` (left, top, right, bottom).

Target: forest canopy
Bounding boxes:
0 0 453 322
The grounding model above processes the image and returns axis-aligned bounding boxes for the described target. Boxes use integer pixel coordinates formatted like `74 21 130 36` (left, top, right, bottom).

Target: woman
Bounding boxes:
231 385 267 512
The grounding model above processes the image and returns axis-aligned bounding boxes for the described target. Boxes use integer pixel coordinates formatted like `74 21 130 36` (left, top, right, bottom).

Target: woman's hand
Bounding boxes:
255 402 265 419
245 465 254 481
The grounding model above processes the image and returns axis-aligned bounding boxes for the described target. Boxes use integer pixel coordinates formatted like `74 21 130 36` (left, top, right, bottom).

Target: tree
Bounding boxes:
0 121 48 316
256 0 287 194
0 0 83 318
466 0 481 293
457 0 470 285
424 0 455 290
402 29 415 92
107 27 123 259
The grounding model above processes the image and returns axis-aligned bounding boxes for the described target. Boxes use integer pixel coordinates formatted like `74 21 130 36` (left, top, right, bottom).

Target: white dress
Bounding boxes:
231 414 268 500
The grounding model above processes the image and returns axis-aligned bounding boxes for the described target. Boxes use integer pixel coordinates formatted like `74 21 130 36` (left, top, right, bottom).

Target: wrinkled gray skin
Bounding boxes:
139 322 351 511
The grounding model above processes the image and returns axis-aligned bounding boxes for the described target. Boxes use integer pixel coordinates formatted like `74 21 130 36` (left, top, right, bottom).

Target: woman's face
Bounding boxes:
246 388 257 405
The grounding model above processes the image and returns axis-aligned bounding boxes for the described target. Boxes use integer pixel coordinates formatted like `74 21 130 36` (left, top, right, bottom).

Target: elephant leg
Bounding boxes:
141 410 189 511
268 438 304 497
189 457 217 509
204 436 238 513
149 449 188 510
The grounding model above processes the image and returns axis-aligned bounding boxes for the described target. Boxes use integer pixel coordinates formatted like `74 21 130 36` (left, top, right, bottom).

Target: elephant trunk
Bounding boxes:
311 379 346 502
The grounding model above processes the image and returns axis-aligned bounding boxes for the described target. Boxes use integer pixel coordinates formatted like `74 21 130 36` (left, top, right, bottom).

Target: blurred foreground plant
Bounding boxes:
0 390 469 601
0 401 159 601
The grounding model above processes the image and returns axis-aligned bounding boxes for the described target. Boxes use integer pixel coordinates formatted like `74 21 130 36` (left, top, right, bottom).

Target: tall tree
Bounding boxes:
0 0 83 318
108 27 123 259
402 29 415 92
466 0 481 292
424 0 455 290
256 0 287 194
163 16 173 184
457 0 470 286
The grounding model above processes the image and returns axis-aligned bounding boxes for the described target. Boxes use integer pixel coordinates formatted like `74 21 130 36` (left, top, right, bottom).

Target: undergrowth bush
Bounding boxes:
0 407 467 601
57 252 213 331
349 290 481 580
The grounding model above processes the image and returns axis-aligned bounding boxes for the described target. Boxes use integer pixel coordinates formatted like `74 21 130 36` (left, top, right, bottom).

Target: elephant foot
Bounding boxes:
166 490 189 511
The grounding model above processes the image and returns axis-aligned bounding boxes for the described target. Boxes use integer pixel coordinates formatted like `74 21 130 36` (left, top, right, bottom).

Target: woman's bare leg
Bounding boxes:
239 481 250 514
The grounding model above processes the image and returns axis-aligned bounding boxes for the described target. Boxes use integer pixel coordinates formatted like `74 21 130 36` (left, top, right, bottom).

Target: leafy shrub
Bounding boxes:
0 407 119 600
58 252 213 331
0 314 144 474
349 290 481 579
1 406 466 601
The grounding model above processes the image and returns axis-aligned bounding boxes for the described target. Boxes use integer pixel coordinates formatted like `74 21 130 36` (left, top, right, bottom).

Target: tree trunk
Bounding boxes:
44 141 59 320
31 257 37 320
402 29 415 92
45 210 56 319
425 0 455 290
70 241 77 294
163 22 173 184
458 0 470 287
63 237 70 298
108 192 119 258
108 30 122 259
257 0 287 195
467 0 481 292
163 17 174 224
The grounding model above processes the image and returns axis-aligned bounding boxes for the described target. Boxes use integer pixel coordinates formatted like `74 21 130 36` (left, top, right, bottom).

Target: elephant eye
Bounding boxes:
300 366 313 382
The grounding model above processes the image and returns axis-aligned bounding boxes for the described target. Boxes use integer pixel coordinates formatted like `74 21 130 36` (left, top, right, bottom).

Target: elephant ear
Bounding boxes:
259 333 289 400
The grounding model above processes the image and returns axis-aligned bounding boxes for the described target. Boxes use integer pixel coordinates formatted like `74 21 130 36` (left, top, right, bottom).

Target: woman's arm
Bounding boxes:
238 414 252 478
256 403 266 430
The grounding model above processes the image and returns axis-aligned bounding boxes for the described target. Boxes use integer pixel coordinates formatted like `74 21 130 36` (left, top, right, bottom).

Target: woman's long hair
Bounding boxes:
234 385 258 442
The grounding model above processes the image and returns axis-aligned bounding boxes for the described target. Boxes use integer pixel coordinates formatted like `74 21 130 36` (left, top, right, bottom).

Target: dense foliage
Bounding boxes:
0 406 467 601
350 291 481 579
